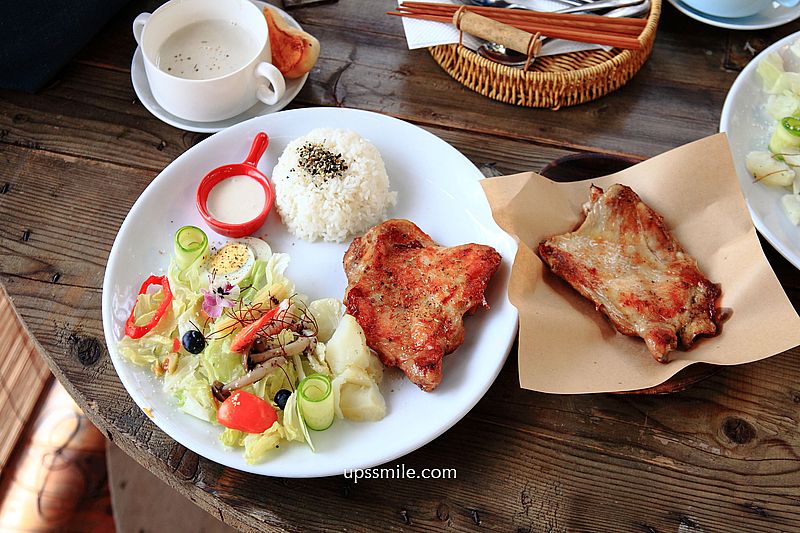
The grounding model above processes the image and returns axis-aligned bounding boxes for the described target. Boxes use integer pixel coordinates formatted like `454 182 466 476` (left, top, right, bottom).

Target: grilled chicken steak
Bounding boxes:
344 219 501 391
538 184 721 362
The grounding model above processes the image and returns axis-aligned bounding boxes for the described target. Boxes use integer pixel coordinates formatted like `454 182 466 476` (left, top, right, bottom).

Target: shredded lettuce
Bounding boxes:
132 290 179 336
168 257 207 293
199 337 244 385
238 259 269 302
220 428 246 447
766 94 800 120
243 422 286 464
162 354 217 422
118 334 172 366
758 51 785 92
308 298 343 342
769 72 800 96
175 292 203 338
251 254 294 303
281 392 306 443
250 363 296 404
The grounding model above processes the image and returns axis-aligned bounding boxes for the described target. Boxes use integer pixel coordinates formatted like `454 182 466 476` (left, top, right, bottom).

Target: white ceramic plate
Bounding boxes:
102 107 519 477
130 2 308 133
667 0 800 30
720 31 800 270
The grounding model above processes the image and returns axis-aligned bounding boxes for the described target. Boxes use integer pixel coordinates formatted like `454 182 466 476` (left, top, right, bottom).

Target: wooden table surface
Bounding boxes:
2 1 800 531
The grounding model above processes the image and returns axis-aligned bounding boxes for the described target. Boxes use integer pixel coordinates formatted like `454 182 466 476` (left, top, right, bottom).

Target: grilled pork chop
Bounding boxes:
344 219 501 391
538 184 721 362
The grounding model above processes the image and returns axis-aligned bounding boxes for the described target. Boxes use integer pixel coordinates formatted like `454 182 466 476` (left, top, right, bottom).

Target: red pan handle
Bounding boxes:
242 132 269 167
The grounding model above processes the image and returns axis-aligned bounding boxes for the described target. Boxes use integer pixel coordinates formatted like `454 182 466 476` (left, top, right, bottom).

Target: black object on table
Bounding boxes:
0 0 130 92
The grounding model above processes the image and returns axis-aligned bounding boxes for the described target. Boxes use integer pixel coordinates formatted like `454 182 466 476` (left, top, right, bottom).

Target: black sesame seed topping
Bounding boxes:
296 141 348 186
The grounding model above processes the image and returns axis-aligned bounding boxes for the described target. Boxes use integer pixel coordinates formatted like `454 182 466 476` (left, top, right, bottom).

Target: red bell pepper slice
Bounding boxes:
217 390 277 434
125 275 173 339
230 305 280 352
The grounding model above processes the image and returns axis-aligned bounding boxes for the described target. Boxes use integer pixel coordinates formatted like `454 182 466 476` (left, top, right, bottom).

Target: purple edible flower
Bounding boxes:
202 280 240 318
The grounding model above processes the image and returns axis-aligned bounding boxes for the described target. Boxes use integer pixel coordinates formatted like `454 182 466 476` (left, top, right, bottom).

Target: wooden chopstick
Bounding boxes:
388 2 645 50
394 4 644 36
399 1 646 28
393 8 642 38
388 12 641 49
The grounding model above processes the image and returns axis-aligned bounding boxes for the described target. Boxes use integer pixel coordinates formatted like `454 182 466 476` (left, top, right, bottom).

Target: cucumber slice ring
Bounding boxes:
174 225 208 270
298 374 334 431
782 116 800 137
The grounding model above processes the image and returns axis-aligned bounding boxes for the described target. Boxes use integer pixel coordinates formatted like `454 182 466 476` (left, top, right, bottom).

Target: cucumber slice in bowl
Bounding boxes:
770 116 800 154
298 374 334 431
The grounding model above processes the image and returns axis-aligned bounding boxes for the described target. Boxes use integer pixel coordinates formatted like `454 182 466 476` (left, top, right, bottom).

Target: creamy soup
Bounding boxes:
156 19 257 80
206 175 266 224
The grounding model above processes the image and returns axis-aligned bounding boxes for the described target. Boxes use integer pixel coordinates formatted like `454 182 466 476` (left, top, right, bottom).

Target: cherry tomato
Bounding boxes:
217 390 277 434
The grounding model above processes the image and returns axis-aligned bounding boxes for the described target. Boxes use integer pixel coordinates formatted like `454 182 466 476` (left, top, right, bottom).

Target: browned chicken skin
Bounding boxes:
344 219 501 391
538 184 721 362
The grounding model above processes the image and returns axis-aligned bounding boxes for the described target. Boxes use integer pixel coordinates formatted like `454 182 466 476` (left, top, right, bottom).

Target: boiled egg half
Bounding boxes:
207 237 272 286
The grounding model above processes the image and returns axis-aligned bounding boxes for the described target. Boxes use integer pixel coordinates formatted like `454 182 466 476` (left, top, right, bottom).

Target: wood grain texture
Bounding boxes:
2 0 800 531
3 123 800 533
0 284 52 471
27 0 800 159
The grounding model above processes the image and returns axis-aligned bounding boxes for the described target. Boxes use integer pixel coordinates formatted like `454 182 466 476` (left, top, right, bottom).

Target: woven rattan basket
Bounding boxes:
428 0 661 108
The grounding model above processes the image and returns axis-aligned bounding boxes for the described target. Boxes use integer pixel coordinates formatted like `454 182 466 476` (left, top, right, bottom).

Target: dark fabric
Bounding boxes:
0 0 131 93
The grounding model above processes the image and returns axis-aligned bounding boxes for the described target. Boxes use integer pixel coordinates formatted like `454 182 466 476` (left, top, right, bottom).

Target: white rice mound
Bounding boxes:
272 128 397 242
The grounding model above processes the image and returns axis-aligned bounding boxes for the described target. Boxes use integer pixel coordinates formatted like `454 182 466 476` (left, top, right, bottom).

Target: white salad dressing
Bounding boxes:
207 175 266 224
156 19 258 80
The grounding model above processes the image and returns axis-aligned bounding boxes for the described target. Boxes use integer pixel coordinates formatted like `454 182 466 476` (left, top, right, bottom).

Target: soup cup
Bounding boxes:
133 0 286 122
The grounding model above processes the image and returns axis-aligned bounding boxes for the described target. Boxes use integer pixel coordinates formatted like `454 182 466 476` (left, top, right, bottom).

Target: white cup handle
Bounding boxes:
255 62 286 106
132 13 150 47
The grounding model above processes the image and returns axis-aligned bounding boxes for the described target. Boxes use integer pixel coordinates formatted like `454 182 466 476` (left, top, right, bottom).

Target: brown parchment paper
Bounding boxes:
481 133 800 394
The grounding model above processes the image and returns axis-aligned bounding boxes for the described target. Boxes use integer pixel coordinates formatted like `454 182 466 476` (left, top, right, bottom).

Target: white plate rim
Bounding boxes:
667 0 800 30
101 107 519 477
130 1 308 133
720 30 800 270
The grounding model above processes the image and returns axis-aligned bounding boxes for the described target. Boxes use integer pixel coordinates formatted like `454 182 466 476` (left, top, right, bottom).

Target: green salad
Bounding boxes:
118 226 386 463
747 42 800 225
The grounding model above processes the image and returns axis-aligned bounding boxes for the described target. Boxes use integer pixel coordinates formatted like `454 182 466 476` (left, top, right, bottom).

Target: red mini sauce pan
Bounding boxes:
196 132 275 238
